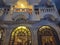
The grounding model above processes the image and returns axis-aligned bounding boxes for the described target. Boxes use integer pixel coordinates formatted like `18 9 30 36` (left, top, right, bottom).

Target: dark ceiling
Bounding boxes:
53 0 60 10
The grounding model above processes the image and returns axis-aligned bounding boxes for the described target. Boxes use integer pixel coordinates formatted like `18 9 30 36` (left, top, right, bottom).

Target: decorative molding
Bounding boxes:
0 21 38 25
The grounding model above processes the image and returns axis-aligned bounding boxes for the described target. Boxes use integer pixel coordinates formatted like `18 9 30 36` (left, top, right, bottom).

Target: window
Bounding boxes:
9 26 32 45
37 26 60 45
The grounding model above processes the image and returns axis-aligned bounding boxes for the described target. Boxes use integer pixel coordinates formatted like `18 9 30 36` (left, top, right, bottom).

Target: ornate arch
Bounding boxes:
44 14 56 21
37 25 60 45
12 14 27 21
9 26 32 45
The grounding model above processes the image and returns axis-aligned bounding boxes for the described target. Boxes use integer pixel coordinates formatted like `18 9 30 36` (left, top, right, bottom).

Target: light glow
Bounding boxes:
12 26 31 38
21 4 25 8
14 0 32 9
39 26 51 31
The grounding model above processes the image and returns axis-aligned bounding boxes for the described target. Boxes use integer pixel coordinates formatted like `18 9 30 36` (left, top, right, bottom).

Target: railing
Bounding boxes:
39 7 55 13
0 8 10 15
12 8 33 15
0 7 55 15
12 7 55 16
34 7 55 15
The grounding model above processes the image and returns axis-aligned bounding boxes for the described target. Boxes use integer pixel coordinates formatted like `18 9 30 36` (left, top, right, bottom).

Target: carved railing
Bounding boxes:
39 7 55 13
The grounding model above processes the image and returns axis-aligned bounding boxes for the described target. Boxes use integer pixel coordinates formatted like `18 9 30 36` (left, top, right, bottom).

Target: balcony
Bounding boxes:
39 7 55 13
12 8 32 15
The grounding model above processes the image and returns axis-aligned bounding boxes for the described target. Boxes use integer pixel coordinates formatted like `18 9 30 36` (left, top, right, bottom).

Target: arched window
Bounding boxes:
9 26 32 45
0 28 4 45
37 26 60 45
